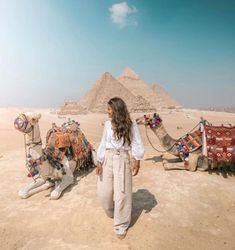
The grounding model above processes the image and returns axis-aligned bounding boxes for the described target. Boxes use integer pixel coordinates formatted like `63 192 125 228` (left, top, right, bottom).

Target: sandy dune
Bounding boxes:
0 108 235 250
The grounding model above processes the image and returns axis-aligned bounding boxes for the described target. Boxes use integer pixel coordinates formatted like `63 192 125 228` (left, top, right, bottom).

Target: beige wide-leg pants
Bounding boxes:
97 149 132 235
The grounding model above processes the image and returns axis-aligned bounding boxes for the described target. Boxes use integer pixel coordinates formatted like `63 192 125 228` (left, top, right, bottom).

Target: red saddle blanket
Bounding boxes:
205 125 235 162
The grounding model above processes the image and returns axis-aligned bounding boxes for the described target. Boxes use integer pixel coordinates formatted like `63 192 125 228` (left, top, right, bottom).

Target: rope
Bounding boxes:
145 121 202 153
145 126 175 153
23 125 43 182
24 133 37 182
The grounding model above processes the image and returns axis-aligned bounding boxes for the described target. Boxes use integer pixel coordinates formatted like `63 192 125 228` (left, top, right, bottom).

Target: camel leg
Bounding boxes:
26 180 55 198
50 160 74 200
163 153 199 171
197 155 209 171
18 178 46 199
163 159 187 170
91 149 97 166
186 153 199 171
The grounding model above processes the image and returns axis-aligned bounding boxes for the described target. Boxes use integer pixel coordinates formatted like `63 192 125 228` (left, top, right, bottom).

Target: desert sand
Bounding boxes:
0 107 235 250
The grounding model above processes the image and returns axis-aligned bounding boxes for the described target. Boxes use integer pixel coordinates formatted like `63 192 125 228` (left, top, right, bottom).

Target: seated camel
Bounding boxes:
136 113 208 171
14 112 96 199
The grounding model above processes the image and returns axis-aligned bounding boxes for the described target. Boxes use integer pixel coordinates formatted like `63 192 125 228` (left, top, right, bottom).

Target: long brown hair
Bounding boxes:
108 97 132 146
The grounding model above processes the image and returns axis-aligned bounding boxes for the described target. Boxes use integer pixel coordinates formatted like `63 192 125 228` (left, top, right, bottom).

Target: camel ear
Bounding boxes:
31 113 41 124
24 112 41 124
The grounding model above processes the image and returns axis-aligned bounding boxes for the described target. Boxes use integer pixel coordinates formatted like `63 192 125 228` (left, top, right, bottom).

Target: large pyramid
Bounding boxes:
77 72 155 113
58 68 180 114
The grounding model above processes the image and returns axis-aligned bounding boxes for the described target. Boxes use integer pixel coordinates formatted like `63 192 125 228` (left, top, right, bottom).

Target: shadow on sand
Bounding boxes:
130 189 157 227
207 165 235 178
145 156 181 164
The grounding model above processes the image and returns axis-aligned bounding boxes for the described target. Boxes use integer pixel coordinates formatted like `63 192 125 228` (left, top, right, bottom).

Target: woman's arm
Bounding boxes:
96 122 107 175
131 121 144 176
132 160 140 176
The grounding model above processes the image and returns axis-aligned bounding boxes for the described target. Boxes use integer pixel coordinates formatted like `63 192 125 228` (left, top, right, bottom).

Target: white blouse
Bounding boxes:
97 120 144 163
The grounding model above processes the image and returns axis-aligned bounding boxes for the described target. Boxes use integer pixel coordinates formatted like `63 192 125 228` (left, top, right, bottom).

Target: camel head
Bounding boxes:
14 112 41 134
14 112 42 147
136 113 162 128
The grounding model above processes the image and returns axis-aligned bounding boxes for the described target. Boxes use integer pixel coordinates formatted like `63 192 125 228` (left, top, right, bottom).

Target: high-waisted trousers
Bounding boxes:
97 149 132 235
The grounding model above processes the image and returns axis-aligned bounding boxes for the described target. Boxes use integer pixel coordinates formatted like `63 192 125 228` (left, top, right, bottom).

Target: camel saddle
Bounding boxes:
205 125 235 163
182 129 202 152
46 121 93 162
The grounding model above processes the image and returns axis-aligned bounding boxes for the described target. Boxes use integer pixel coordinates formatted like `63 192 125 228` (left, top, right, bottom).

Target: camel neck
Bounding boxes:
27 144 43 159
151 123 179 156
25 123 41 145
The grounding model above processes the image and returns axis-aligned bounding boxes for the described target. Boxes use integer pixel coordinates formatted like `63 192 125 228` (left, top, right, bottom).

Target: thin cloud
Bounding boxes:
109 2 138 28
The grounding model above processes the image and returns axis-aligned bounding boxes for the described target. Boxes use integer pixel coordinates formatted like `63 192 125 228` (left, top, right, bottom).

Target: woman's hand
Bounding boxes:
96 161 103 176
132 160 140 176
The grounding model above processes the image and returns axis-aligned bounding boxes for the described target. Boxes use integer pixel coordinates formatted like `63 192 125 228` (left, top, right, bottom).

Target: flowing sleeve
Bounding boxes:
97 122 107 163
131 121 144 160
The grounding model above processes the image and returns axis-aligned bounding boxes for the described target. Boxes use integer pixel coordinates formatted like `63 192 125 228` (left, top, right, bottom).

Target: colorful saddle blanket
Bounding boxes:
176 129 202 161
46 121 93 162
183 129 202 152
205 125 235 163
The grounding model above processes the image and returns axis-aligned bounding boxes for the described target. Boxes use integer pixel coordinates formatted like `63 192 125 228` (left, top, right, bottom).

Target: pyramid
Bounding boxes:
58 101 88 115
118 67 152 98
121 67 139 80
118 67 180 108
118 67 161 108
59 68 181 114
77 72 156 113
150 83 180 108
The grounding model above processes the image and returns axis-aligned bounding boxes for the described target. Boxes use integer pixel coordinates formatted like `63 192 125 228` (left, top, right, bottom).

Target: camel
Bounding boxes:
136 113 209 171
14 112 96 199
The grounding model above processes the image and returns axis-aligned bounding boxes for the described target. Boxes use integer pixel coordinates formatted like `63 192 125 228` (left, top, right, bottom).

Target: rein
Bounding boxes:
145 125 176 153
23 126 43 181
24 134 38 182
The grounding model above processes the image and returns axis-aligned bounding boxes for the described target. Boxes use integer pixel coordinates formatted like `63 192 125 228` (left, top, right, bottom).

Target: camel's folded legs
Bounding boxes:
18 178 54 199
163 160 187 170
26 180 55 198
162 153 200 171
50 159 74 200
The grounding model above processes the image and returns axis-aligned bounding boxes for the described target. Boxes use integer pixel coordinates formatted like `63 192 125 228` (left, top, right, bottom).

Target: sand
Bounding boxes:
0 107 235 250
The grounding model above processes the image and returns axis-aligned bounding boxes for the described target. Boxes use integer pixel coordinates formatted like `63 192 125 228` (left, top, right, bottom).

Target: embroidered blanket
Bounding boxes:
176 129 202 161
46 121 93 162
205 125 235 163
183 129 202 152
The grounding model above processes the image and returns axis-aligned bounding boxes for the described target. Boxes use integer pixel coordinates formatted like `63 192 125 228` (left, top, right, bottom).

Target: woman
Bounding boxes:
96 97 144 239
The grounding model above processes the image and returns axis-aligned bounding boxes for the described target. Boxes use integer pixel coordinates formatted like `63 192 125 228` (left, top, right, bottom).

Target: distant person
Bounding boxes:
96 97 144 239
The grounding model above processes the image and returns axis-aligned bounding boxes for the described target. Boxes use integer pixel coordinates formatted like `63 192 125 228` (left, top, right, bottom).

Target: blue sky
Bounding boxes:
0 0 234 107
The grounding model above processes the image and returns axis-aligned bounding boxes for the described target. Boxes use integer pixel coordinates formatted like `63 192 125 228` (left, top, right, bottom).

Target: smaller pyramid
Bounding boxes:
118 68 161 108
58 101 88 115
121 67 140 80
150 83 181 108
